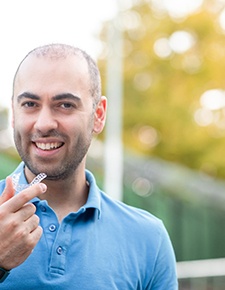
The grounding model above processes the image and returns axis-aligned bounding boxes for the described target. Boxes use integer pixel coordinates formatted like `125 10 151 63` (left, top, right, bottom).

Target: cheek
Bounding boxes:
13 115 31 135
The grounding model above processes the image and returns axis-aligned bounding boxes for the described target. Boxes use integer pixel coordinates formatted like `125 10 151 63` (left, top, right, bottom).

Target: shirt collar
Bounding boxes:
85 170 101 218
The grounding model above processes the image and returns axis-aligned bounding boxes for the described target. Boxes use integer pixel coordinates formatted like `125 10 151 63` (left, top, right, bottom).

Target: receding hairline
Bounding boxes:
13 43 102 105
27 43 88 60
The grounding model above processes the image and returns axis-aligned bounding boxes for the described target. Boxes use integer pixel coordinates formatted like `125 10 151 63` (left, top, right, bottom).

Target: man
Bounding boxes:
0 44 178 289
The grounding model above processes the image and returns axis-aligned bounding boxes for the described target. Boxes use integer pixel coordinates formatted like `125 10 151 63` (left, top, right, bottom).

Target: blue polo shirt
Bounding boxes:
0 162 178 289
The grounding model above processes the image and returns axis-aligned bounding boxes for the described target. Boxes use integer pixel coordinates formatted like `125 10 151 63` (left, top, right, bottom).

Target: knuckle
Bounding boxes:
30 215 39 227
36 226 43 239
34 214 40 224
8 218 20 230
26 238 35 249
0 208 7 220
28 227 43 247
25 203 36 213
0 216 19 236
15 228 27 240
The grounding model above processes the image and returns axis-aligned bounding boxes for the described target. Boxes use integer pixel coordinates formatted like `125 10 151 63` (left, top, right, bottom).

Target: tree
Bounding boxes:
98 0 225 179
0 107 8 131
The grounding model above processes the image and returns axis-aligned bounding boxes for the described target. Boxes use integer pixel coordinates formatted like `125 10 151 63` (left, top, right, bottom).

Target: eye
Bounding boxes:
60 102 75 109
22 101 37 108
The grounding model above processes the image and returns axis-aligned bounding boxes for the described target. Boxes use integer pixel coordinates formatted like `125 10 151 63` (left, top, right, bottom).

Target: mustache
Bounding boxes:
30 129 66 139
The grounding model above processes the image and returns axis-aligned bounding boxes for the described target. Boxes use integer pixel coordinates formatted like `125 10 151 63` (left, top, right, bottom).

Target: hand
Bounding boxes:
0 176 47 270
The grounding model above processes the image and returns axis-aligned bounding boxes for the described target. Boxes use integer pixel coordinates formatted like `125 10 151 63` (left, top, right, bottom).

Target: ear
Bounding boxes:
93 96 107 134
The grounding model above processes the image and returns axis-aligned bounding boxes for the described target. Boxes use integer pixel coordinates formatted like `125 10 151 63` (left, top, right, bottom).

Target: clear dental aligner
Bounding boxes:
12 172 47 193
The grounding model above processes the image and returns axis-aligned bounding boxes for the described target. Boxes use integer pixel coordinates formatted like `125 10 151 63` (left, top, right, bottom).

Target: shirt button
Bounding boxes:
56 246 63 255
40 205 46 212
49 224 57 232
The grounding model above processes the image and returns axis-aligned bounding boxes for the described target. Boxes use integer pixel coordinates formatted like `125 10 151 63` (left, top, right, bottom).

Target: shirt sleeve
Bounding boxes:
146 222 178 290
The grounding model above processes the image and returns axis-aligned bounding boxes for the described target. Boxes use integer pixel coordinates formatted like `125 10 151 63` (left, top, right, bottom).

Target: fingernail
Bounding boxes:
39 183 47 192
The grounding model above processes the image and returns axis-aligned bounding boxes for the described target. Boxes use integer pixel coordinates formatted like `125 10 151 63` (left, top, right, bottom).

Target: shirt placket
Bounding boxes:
37 201 73 276
49 220 73 276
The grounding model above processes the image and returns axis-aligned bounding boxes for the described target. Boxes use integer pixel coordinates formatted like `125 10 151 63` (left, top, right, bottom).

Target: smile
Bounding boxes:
35 142 63 150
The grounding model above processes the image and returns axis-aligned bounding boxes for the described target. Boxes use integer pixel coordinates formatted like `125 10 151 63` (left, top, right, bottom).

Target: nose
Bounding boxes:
34 107 58 133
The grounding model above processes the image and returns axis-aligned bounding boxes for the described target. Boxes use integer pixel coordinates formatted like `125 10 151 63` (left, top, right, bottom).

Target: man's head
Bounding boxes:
12 43 107 180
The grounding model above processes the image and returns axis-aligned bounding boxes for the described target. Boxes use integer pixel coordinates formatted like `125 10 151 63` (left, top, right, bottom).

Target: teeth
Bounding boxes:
36 142 62 150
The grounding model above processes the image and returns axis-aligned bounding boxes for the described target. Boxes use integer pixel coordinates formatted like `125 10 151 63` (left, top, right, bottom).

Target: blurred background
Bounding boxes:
1 0 225 288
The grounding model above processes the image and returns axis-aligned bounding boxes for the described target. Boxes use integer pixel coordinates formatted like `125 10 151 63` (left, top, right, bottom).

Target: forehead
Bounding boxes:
14 54 90 95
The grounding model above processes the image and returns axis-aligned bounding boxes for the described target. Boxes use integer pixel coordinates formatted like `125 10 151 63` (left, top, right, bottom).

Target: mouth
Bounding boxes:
35 142 64 151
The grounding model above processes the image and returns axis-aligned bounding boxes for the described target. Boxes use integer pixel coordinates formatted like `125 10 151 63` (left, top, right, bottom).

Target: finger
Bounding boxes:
0 177 15 205
24 214 40 233
17 203 37 222
28 225 43 247
2 183 47 213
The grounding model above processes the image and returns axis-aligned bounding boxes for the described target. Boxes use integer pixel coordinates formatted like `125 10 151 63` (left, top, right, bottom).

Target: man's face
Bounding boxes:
12 54 99 180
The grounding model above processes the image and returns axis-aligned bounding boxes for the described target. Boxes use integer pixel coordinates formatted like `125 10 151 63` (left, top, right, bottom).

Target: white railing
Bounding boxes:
177 258 225 279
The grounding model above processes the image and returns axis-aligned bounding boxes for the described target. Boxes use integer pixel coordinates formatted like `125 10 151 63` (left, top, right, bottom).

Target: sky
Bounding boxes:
0 0 117 111
0 0 206 111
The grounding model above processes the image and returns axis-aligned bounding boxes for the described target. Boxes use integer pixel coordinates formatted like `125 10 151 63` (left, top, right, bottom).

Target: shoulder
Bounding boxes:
87 169 170 241
99 191 178 288
98 194 178 288
101 190 161 221
100 191 166 237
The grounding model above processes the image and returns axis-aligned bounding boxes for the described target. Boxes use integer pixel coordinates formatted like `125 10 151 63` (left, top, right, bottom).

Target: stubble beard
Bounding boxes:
14 130 93 181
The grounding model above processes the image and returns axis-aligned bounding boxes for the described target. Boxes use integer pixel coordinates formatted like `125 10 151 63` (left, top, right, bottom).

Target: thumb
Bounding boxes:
0 176 15 205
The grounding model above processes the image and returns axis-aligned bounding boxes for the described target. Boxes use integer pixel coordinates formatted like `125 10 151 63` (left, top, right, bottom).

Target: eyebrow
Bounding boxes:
52 93 81 102
17 92 39 102
17 92 81 103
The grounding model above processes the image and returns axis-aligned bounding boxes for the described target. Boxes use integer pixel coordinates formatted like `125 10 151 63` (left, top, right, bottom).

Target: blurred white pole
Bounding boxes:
103 4 123 200
177 258 225 278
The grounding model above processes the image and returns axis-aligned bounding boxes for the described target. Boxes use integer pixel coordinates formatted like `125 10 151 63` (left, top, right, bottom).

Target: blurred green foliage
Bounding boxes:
0 108 8 131
98 0 225 179
0 150 20 179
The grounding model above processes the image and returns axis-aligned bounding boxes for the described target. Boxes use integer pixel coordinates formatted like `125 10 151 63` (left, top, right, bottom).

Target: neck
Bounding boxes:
25 167 89 222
